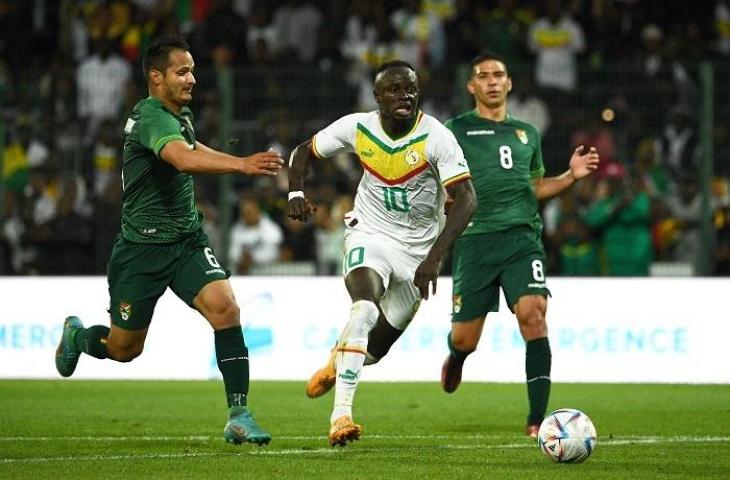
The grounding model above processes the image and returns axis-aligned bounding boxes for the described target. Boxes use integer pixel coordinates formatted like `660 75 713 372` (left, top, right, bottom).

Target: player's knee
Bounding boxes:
518 309 547 340
451 329 479 353
208 297 240 329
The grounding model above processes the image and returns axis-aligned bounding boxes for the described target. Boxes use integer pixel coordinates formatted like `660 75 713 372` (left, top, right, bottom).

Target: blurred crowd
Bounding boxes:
1 0 730 277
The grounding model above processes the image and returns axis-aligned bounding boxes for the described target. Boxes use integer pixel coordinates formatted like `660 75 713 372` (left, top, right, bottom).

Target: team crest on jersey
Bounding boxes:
453 295 462 314
405 148 420 166
119 302 132 321
515 129 528 144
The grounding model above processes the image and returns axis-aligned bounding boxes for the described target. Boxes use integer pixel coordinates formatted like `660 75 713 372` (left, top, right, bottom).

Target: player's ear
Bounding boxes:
149 69 163 85
506 77 513 93
467 80 475 95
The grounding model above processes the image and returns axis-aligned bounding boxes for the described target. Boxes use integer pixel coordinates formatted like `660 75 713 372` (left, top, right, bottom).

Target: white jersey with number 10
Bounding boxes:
311 110 471 257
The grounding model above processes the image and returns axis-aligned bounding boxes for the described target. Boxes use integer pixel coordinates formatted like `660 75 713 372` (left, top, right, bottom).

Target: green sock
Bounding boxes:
525 336 552 425
447 331 470 362
73 325 110 359
215 326 249 407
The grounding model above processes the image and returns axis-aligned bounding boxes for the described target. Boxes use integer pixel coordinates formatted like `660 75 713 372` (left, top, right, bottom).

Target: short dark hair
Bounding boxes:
469 51 509 76
143 34 190 79
374 60 416 80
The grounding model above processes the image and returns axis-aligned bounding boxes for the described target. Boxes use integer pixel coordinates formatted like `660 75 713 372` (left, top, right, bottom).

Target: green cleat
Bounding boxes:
223 407 271 446
55 316 83 378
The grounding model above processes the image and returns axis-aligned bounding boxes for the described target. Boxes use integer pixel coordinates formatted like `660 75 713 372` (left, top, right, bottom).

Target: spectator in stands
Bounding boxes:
508 74 550 136
528 0 585 94
271 0 323 63
280 212 316 264
228 195 283 274
527 0 585 171
634 24 696 135
571 112 617 168
390 0 446 70
584 162 653 275
553 195 600 276
246 1 276 64
476 0 533 72
715 0 730 57
665 174 705 274
655 104 701 183
76 38 132 141
30 176 93 274
2 116 49 202
192 0 248 66
313 200 344 275
714 176 730 274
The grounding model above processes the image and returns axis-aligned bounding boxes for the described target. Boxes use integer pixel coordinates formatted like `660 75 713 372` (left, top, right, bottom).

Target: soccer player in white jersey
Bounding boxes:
287 60 477 446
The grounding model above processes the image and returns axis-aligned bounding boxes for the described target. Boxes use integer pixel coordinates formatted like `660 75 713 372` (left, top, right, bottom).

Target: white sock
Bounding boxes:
331 300 379 423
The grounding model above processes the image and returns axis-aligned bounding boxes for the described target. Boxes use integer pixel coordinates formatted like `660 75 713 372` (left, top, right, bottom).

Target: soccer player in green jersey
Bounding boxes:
54 34 283 445
441 51 600 438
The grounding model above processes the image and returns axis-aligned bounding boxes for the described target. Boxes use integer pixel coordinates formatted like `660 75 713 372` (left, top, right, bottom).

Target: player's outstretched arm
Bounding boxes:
160 140 283 175
287 140 317 222
534 145 600 201
414 179 477 300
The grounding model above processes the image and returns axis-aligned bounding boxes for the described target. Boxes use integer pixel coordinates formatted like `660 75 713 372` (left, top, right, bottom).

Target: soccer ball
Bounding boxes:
537 408 596 463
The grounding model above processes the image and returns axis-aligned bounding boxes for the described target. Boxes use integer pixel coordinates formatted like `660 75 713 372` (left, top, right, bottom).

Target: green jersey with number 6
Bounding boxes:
120 97 203 244
445 110 544 235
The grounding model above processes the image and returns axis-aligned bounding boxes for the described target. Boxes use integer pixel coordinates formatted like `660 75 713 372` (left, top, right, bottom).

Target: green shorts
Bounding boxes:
451 226 550 322
107 229 229 330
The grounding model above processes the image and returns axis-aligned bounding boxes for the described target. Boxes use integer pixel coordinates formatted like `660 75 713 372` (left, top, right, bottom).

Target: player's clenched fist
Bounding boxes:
287 193 316 222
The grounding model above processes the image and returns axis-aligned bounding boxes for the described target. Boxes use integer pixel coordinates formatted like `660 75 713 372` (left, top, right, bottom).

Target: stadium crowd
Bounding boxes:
1 0 729 276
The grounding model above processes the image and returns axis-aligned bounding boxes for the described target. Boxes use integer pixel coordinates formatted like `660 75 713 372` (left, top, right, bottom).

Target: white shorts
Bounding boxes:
342 230 423 331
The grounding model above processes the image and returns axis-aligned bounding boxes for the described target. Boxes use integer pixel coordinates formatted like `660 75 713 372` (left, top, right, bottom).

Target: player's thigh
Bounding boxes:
451 234 501 323
170 230 230 308
499 229 551 311
107 235 175 330
379 247 423 330
342 231 393 284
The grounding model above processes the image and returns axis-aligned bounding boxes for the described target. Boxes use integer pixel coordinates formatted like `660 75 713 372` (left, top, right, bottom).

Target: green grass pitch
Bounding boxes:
1 380 729 479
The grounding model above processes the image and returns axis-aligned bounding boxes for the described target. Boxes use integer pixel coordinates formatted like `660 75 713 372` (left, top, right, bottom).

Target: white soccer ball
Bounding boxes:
537 408 596 463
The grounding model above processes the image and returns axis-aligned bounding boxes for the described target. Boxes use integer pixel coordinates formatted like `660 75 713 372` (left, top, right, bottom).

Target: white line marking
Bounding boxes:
0 434 504 442
1 436 728 464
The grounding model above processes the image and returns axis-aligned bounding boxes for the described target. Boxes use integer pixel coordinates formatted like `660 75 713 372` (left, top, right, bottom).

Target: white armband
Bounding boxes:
288 191 305 201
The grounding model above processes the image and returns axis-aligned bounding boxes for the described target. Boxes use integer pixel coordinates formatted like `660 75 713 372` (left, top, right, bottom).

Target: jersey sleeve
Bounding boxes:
529 125 545 179
310 113 360 159
428 119 471 187
138 107 186 157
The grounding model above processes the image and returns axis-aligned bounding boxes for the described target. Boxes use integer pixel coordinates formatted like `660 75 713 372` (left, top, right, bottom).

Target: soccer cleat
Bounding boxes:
440 354 464 393
328 415 362 447
526 424 540 439
305 347 337 398
55 316 84 378
224 407 271 446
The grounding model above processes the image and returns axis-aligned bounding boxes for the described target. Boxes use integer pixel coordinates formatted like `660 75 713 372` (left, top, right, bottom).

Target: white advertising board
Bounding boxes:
0 277 727 383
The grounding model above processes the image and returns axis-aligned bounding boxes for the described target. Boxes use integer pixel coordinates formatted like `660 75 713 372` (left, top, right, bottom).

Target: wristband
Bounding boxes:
288 191 305 201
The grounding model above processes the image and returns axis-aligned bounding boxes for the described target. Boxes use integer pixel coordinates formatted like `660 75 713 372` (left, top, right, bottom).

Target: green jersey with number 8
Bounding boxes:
445 110 544 235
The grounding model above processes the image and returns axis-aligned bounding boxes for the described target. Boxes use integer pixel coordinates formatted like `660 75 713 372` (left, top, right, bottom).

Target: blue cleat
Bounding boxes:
223 407 271 446
55 316 84 377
